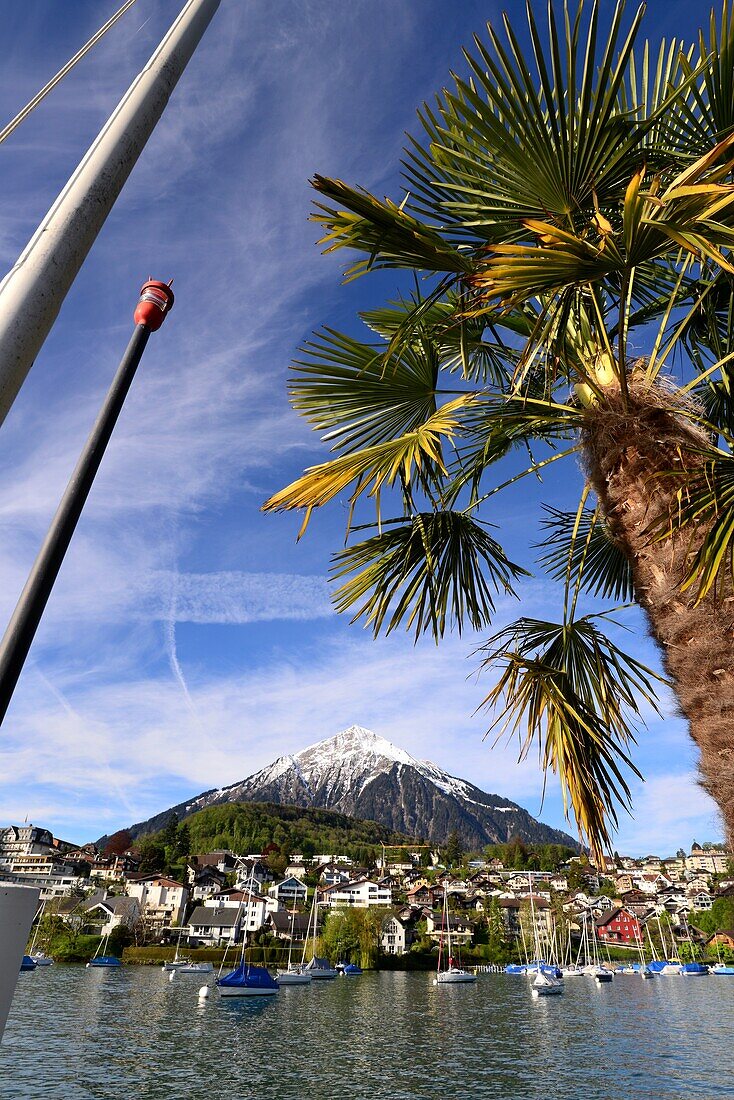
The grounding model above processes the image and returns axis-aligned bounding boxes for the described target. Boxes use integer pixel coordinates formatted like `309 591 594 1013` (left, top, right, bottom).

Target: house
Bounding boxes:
203 889 270 932
595 907 641 944
686 846 731 876
619 889 652 917
706 930 734 951
317 862 352 886
268 877 307 906
265 910 313 942
381 912 416 955
190 850 238 874
189 865 228 901
497 896 552 945
85 896 141 936
688 891 713 911
406 882 438 907
320 878 392 909
51 896 87 929
187 905 241 946
125 876 188 933
425 910 474 947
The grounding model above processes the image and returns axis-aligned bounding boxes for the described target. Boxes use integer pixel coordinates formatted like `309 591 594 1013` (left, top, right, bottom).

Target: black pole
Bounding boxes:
0 280 173 726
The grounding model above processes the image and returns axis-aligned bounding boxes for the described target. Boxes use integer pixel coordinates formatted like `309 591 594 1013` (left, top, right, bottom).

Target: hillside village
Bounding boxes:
2 818 733 964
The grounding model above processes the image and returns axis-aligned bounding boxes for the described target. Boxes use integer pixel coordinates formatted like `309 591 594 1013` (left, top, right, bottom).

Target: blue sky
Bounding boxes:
0 0 723 855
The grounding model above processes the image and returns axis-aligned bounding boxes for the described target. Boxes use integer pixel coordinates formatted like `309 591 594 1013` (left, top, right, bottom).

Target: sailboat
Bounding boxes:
215 867 278 997
655 915 683 975
679 916 708 975
162 920 190 971
28 901 53 966
580 917 612 983
277 899 312 985
87 930 122 967
433 885 476 985
301 890 338 980
711 937 734 974
527 882 562 997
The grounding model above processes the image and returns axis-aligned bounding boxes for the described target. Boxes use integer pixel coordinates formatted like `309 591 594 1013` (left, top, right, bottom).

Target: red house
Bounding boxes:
595 907 641 944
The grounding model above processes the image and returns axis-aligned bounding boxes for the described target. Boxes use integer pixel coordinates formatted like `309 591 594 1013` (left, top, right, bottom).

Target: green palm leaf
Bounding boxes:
331 511 526 640
478 615 662 859
263 396 471 524
537 505 635 602
663 449 734 599
289 328 439 452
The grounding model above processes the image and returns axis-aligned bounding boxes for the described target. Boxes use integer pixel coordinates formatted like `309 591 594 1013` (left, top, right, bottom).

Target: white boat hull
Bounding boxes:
217 985 278 997
176 963 213 975
277 971 312 985
435 968 476 984
532 983 563 997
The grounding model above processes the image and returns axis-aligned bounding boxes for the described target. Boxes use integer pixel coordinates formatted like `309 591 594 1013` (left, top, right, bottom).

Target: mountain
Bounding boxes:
105 725 577 851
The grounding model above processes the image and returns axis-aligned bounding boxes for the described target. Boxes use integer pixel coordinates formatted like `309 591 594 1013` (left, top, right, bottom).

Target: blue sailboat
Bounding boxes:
86 931 122 967
216 962 278 997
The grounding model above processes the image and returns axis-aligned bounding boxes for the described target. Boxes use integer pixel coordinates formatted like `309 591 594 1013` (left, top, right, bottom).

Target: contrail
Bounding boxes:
32 665 136 816
165 572 197 718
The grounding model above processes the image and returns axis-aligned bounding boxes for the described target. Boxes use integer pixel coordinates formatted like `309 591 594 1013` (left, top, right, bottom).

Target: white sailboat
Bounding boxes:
300 889 337 980
28 901 53 966
277 899 312 985
527 881 562 997
433 885 476 985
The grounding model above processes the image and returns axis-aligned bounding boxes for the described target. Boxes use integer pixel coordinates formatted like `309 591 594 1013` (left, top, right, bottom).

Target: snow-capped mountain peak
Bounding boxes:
114 724 577 850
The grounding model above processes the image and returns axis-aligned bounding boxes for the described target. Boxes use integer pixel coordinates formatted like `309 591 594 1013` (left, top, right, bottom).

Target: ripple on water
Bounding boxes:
1 968 734 1099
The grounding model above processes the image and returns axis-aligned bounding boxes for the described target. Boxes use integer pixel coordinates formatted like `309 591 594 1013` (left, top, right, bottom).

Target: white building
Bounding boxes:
320 879 392 909
203 889 271 932
86 896 141 936
187 905 241 946
126 876 188 932
268 877 307 906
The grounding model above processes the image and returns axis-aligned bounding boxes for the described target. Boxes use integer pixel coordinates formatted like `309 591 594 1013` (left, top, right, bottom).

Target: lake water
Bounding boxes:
1 966 733 1099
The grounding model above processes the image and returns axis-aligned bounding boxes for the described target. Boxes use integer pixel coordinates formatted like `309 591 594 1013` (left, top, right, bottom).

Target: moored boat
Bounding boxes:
531 969 563 997
176 962 213 975
304 956 339 980
216 962 278 997
19 955 36 971
711 963 734 975
87 956 122 968
680 962 709 976
433 886 476 986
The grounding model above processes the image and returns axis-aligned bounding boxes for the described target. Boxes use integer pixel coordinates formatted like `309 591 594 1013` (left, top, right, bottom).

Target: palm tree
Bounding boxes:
264 2 734 859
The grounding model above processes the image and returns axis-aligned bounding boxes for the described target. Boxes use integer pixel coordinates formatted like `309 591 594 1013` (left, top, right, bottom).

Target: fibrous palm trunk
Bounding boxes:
582 373 734 845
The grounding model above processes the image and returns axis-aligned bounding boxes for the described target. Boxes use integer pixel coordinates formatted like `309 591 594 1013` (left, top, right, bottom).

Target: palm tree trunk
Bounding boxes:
581 376 734 845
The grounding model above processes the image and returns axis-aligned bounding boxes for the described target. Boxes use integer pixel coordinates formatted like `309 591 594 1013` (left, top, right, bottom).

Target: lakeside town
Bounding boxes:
5 820 733 968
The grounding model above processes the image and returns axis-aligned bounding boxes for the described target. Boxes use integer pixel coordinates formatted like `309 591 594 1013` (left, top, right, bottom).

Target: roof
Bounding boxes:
267 911 312 934
87 897 138 917
188 906 240 928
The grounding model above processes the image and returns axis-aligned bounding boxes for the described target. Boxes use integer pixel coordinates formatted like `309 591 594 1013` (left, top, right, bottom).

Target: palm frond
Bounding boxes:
360 292 523 385
477 615 663 860
310 177 471 279
662 449 734 599
537 505 635 602
262 397 471 523
289 327 439 452
331 511 526 640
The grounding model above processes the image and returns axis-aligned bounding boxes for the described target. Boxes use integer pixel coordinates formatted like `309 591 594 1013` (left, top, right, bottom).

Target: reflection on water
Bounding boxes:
1 968 734 1099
